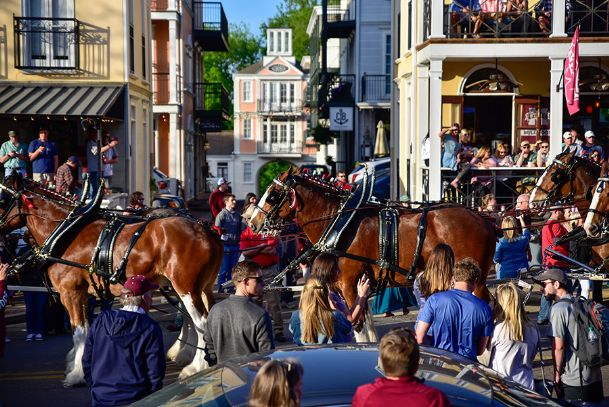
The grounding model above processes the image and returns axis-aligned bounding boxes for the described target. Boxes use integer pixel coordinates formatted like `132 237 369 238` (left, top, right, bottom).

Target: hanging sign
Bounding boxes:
329 107 354 131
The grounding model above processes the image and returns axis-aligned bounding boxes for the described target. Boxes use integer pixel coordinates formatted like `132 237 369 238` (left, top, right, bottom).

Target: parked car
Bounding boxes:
353 167 390 201
152 194 185 209
132 344 559 407
152 167 181 195
298 164 330 178
348 157 391 184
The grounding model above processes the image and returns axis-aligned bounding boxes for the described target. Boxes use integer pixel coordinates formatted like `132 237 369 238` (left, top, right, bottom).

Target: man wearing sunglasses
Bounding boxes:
515 141 537 168
204 260 275 366
581 130 604 162
562 131 583 156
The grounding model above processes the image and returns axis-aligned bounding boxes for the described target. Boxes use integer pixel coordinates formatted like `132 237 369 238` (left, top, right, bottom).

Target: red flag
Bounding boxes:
564 26 580 116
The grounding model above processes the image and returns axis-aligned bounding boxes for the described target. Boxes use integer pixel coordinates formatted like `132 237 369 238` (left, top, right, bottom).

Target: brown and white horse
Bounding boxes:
0 177 222 385
249 169 497 341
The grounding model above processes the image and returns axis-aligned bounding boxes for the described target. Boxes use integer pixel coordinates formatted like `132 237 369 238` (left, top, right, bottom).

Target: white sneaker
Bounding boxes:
25 334 34 342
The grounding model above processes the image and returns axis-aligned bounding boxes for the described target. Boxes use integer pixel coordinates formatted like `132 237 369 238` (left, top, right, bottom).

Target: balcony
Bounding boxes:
257 100 303 115
14 16 80 70
193 2 229 52
361 74 390 103
327 74 355 105
194 82 230 132
152 72 169 104
326 2 355 39
257 141 303 156
422 0 609 41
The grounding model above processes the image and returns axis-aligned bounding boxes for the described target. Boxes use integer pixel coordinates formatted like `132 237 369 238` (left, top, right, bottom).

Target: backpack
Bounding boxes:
558 296 609 368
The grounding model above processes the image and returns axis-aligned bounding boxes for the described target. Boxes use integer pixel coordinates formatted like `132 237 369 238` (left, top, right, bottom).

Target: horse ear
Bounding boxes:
602 162 609 177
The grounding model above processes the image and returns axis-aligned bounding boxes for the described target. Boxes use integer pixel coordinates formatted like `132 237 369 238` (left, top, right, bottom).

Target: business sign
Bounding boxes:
329 107 354 131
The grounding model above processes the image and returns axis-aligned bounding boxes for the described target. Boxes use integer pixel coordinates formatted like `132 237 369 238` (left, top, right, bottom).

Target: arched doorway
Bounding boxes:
460 65 520 149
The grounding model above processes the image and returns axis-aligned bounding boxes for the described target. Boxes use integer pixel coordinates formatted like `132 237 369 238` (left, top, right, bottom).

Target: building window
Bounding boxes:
269 31 274 53
290 124 295 144
243 162 253 183
263 123 268 143
280 83 287 104
217 162 228 180
243 81 252 102
284 31 289 53
129 0 134 74
271 125 278 143
289 83 295 104
243 119 252 139
280 124 287 143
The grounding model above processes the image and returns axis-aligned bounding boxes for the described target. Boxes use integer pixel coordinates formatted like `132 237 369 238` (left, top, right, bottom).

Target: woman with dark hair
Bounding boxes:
413 243 455 310
311 253 370 324
243 192 257 214
248 359 304 407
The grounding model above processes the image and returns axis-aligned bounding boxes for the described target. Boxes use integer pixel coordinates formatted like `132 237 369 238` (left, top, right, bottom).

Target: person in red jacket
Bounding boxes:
209 177 230 221
352 328 449 407
335 171 352 191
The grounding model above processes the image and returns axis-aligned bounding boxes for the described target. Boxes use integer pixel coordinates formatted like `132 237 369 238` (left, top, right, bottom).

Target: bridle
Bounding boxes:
254 176 298 232
533 155 598 207
0 183 27 229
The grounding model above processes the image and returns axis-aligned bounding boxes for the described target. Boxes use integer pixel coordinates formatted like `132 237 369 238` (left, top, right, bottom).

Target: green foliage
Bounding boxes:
204 23 264 129
310 124 336 145
261 0 317 62
258 161 295 197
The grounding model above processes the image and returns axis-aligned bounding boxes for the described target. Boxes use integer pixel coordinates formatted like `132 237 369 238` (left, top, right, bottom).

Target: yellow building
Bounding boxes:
0 0 153 197
393 0 609 201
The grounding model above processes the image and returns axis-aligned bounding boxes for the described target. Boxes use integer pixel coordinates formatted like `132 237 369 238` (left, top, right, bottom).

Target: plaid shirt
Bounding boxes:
55 163 75 194
536 0 552 12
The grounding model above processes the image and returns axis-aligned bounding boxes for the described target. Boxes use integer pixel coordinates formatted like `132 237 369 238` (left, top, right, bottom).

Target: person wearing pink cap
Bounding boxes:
83 275 165 406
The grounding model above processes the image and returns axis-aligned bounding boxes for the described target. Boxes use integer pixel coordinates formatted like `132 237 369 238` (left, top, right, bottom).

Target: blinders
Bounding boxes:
256 176 297 231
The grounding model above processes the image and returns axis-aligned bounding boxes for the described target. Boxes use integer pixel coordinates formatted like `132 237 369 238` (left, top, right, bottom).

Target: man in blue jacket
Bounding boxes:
83 275 165 406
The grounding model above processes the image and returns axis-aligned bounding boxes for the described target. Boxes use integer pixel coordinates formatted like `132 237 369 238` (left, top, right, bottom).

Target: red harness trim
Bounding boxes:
21 194 34 209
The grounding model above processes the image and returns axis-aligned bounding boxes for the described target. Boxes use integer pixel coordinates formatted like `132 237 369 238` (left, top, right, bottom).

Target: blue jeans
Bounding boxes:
4 168 26 179
88 171 100 199
538 294 550 323
218 244 240 292
24 291 48 335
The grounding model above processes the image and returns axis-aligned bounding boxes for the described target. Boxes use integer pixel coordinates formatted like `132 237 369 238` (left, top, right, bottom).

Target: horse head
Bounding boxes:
584 176 609 238
530 150 599 211
0 172 29 232
250 167 299 234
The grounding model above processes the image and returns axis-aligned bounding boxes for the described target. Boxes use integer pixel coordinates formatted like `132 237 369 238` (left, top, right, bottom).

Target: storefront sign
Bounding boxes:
329 107 354 131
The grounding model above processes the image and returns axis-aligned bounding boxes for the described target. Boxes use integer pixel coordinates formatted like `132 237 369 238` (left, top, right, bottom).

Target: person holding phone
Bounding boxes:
28 129 58 184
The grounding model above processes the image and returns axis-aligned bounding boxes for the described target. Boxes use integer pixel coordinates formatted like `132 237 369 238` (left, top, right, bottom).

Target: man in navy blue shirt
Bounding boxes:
415 258 493 361
83 275 165 406
28 129 58 184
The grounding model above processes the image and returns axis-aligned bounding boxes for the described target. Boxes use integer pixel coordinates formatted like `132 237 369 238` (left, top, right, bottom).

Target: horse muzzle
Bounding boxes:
584 222 600 238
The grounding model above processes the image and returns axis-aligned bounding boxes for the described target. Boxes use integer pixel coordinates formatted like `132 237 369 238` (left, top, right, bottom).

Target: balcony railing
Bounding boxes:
421 0 609 40
195 82 229 131
152 72 170 104
361 74 390 102
327 74 355 104
257 141 303 155
326 1 355 38
14 16 80 70
257 100 303 114
193 1 229 51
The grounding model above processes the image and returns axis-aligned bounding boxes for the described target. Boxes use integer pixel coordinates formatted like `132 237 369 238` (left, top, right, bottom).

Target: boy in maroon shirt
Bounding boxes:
352 329 449 407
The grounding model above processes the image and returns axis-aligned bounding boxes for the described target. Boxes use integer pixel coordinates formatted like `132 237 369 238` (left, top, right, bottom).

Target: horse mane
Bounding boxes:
294 173 350 198
26 181 78 207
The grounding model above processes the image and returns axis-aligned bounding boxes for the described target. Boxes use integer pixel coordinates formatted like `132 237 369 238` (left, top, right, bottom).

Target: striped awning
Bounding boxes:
0 84 125 118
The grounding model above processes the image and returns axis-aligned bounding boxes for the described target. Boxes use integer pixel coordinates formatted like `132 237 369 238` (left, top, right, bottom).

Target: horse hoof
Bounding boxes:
178 365 198 380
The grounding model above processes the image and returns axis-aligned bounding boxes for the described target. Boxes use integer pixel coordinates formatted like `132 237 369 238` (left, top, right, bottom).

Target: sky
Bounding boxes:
222 0 283 34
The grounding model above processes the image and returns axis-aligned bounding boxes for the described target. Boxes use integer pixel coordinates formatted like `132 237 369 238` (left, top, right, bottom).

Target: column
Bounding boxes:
550 0 567 38
428 58 444 201
416 65 429 201
549 57 564 160
430 0 445 39
169 112 179 176
168 20 178 103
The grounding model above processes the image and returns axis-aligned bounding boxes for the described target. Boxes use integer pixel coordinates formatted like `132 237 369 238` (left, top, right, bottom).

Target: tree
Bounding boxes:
258 161 295 197
261 0 317 62
204 23 263 128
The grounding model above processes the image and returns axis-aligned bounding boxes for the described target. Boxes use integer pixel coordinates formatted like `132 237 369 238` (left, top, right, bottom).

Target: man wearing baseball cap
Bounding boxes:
562 131 582 156
55 156 80 195
209 176 231 221
582 130 604 161
83 275 165 406
534 269 604 403
0 130 28 178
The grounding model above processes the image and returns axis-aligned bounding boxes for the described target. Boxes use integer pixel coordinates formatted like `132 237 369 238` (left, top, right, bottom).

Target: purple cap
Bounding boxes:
123 275 159 296
67 155 79 165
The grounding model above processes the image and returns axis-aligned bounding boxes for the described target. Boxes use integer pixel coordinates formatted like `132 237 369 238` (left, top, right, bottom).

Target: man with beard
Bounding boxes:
534 269 604 404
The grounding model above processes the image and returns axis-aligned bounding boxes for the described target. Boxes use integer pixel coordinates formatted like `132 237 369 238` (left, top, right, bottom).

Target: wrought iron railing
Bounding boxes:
14 16 80 70
193 1 228 34
257 141 303 154
361 74 390 102
327 0 353 23
567 0 609 35
257 100 303 113
194 82 229 113
327 74 355 104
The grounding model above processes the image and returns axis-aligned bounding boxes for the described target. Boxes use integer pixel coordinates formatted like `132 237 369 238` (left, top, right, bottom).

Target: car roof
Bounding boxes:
133 344 559 407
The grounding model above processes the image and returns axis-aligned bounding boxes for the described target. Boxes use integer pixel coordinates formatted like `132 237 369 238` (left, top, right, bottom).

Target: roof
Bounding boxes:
0 84 125 118
236 61 263 75
207 130 234 156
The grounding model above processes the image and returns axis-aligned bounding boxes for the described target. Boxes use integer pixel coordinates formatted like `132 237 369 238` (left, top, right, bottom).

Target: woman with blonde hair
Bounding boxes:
288 277 353 345
493 215 530 279
249 359 304 407
413 243 455 309
489 282 539 390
